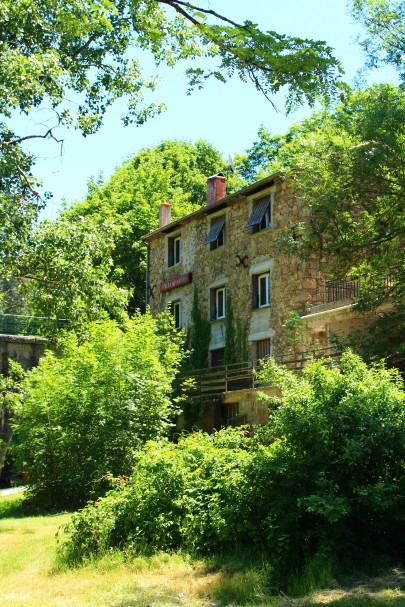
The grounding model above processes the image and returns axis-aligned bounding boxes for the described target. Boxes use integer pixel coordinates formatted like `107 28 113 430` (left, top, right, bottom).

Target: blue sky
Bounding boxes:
24 0 398 219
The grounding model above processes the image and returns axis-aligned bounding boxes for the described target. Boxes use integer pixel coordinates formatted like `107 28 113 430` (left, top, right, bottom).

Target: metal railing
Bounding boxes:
305 277 393 309
0 314 70 337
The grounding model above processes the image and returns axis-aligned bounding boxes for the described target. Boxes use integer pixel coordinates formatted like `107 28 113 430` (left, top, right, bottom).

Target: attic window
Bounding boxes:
204 215 225 249
246 195 271 232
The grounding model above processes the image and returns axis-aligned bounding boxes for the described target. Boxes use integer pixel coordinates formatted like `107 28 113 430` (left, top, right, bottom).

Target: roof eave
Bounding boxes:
141 172 281 242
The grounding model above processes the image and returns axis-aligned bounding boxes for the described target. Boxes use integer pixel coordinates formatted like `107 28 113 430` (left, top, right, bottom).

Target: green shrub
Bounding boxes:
60 352 405 583
14 313 185 510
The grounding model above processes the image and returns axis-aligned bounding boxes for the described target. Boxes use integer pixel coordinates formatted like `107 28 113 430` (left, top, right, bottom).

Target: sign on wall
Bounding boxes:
160 273 192 293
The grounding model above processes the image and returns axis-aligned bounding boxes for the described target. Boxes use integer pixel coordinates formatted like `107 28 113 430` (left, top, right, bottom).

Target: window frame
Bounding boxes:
246 194 272 234
255 338 271 362
167 234 181 267
169 300 181 329
210 285 226 320
252 271 271 309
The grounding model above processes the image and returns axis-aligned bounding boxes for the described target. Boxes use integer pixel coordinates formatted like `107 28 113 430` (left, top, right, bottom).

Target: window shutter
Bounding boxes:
204 216 226 244
246 196 271 228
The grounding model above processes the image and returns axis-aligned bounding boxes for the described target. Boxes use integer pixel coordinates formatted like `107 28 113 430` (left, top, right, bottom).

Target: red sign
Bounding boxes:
160 273 192 293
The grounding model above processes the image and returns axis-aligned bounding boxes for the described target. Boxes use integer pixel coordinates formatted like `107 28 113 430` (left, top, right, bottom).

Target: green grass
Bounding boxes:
1 491 405 607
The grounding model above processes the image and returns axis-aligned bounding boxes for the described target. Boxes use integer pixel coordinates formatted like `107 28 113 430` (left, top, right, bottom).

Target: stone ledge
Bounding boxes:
0 334 48 345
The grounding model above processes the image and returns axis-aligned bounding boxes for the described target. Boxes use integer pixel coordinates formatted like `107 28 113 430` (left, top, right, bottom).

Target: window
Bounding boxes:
211 348 225 368
255 338 271 361
169 300 181 329
246 195 271 233
252 272 270 309
204 215 225 250
210 286 226 320
220 402 239 425
168 235 181 267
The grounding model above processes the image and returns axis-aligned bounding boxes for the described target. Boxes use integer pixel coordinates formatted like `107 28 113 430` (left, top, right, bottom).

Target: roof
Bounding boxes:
141 172 281 242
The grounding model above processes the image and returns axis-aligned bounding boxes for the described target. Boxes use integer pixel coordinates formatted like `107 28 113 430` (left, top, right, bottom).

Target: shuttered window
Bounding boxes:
256 338 271 361
204 215 225 249
246 195 271 232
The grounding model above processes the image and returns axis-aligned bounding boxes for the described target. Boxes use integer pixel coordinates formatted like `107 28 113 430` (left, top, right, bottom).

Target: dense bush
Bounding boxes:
14 313 185 509
60 352 405 580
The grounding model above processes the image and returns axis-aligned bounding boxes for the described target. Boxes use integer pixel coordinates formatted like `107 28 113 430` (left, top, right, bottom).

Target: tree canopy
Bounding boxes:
237 84 405 363
10 139 244 325
0 0 343 278
350 0 405 82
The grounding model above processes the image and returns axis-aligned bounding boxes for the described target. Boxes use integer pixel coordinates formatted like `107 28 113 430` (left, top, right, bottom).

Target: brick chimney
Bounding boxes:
159 199 172 228
206 173 226 205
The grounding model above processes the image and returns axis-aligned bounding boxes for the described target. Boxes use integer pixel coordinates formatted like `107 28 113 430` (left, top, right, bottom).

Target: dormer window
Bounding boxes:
246 195 271 233
204 215 225 250
168 235 181 267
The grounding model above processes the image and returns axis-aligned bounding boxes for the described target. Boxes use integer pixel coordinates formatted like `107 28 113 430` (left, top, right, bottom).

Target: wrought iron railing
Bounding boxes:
305 277 393 310
0 314 70 337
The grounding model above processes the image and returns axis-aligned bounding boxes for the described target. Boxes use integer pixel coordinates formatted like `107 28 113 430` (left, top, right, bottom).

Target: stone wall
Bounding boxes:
147 178 325 362
0 334 48 374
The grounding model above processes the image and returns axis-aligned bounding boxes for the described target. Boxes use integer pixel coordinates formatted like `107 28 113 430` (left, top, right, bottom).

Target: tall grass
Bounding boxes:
2 492 405 607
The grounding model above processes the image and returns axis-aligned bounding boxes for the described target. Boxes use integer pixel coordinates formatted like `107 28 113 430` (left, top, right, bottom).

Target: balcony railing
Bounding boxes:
0 314 70 337
179 348 341 398
305 277 393 310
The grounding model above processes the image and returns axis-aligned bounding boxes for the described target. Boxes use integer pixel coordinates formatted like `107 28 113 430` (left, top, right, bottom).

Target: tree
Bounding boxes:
0 0 343 276
14 312 185 509
350 0 405 82
249 85 404 362
10 215 129 333
59 139 245 313
5 139 244 329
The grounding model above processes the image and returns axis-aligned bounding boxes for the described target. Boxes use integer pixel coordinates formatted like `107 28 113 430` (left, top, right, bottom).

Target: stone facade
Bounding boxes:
142 173 376 428
144 174 325 363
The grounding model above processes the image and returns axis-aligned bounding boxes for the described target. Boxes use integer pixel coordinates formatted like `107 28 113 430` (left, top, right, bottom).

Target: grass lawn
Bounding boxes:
1 491 405 607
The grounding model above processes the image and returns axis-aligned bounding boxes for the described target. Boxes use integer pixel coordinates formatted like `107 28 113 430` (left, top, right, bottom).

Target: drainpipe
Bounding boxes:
145 243 150 310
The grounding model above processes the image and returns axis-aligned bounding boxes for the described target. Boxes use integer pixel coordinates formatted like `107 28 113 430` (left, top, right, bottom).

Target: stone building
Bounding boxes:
142 173 381 427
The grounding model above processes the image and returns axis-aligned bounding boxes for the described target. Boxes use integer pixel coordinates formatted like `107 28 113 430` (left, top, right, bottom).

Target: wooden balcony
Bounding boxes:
178 348 340 399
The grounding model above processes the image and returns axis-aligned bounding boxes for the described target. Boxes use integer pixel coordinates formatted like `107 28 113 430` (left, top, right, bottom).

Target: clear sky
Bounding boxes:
24 0 398 219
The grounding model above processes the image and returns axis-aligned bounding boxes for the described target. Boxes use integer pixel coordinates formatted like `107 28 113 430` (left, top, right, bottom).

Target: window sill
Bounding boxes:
251 225 272 236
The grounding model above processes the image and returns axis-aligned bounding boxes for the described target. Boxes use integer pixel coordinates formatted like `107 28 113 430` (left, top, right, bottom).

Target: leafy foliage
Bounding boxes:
60 352 405 582
243 85 404 361
275 85 404 308
0 0 343 277
0 361 24 474
350 0 405 82
14 313 185 509
187 286 211 370
13 216 129 332
11 140 239 325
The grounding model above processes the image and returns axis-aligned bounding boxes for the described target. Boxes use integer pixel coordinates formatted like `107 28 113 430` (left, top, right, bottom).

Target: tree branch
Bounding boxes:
156 0 244 29
0 128 63 148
